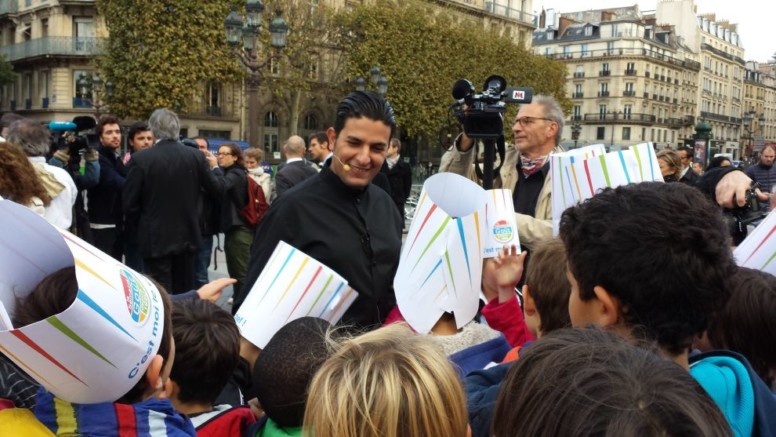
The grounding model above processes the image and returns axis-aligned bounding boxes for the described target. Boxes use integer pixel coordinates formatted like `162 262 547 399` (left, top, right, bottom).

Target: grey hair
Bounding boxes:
283 135 306 156
148 108 180 140
531 95 565 146
6 119 50 157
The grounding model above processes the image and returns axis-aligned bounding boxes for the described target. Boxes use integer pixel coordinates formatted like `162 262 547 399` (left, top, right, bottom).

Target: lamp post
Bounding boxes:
77 73 113 118
742 107 765 161
225 0 288 151
571 121 581 149
355 65 389 96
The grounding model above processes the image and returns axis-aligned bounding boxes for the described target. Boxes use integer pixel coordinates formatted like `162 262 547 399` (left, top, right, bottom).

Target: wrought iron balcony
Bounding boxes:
0 37 105 62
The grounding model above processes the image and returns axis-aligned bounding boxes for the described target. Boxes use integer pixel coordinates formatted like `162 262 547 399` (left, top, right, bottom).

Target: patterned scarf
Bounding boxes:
520 154 549 178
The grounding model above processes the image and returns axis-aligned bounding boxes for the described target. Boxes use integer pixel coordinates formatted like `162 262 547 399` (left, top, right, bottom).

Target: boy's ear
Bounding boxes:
592 285 622 328
522 285 536 316
143 354 164 398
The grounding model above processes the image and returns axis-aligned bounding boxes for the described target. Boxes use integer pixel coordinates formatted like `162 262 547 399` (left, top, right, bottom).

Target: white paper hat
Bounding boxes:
235 240 357 348
734 210 776 276
0 200 164 404
394 173 488 334
550 142 663 234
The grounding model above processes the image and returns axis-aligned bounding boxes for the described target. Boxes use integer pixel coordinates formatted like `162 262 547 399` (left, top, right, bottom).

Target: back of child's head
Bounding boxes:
559 182 736 355
13 267 173 404
253 317 334 429
524 238 570 334
493 327 731 436
303 323 468 437
169 298 240 407
707 267 776 386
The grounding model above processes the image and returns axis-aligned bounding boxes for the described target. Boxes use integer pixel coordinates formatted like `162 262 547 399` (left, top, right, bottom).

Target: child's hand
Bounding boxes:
196 277 237 302
485 245 526 303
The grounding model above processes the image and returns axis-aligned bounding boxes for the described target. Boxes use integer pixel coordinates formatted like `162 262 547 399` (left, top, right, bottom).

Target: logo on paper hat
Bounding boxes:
0 200 165 404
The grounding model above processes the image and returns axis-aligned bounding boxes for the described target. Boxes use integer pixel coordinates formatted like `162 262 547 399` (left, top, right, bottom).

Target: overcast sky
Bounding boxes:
534 0 773 63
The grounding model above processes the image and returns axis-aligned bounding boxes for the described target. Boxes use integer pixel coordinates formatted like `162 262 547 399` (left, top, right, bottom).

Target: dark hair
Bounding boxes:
559 182 736 355
218 142 244 166
6 119 50 157
333 91 396 138
127 122 150 142
492 327 731 437
192 136 209 147
707 267 776 386
0 112 25 129
96 115 120 137
308 131 329 146
253 317 336 428
707 156 732 170
524 238 570 334
169 299 240 405
11 267 174 404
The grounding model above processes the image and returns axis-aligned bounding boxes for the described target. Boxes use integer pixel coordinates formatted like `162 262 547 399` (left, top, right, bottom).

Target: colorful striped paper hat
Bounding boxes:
0 199 164 404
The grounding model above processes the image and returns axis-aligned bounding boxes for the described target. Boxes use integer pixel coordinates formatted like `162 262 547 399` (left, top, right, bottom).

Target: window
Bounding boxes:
606 41 615 54
264 111 279 155
563 46 571 57
264 111 278 128
599 104 607 119
573 105 581 119
198 129 230 139
596 126 605 140
304 113 318 130
270 58 280 76
74 18 95 52
206 82 220 115
581 44 589 57
584 26 592 36
625 82 634 93
622 127 631 140
264 134 278 155
308 59 319 81
623 104 632 119
602 63 609 73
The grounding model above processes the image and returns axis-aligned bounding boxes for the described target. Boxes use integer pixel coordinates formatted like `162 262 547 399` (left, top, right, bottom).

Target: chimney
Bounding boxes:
540 8 546 29
558 16 575 36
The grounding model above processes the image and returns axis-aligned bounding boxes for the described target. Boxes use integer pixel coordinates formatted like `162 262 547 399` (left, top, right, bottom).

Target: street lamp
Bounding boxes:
77 73 113 118
571 121 582 148
225 1 288 151
742 107 765 160
355 65 389 96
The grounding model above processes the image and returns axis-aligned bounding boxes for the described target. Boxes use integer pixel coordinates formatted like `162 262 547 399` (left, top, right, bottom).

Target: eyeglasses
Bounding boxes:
514 116 555 127
217 152 233 156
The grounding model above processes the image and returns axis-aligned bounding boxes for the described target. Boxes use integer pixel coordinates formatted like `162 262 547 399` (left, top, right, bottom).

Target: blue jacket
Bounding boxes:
449 335 511 378
690 350 776 437
464 362 512 437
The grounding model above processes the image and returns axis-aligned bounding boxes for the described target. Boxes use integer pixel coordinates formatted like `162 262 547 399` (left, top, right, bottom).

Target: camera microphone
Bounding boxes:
333 154 351 172
48 121 77 132
452 79 474 101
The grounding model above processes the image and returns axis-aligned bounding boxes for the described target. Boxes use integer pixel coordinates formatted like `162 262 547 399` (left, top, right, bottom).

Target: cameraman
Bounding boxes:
442 95 563 250
48 131 100 240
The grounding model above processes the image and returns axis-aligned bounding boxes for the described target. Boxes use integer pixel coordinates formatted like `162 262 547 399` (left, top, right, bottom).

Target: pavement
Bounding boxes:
205 234 235 311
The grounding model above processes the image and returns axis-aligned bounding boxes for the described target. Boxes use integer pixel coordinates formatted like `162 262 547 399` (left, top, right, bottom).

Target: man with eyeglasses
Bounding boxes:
443 95 564 250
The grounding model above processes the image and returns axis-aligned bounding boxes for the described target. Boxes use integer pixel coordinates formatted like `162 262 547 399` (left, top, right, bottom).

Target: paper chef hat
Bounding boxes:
0 200 165 404
235 240 358 349
394 173 490 334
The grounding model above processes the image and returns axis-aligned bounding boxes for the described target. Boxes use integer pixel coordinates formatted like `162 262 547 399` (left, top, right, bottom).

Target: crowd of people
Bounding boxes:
0 90 775 437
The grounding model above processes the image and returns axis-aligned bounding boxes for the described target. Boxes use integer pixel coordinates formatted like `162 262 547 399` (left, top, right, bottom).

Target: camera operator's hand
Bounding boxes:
52 149 70 165
754 188 771 203
716 170 754 208
205 150 218 169
457 132 474 152
84 148 99 162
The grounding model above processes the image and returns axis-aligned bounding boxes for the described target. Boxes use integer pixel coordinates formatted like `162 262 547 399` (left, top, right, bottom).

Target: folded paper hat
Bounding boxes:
0 200 164 404
395 172 494 334
734 209 776 276
235 240 357 348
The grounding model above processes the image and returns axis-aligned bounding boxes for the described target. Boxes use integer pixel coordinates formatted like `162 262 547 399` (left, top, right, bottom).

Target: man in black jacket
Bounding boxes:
380 138 412 227
242 92 403 326
274 135 317 199
87 116 125 260
123 108 221 294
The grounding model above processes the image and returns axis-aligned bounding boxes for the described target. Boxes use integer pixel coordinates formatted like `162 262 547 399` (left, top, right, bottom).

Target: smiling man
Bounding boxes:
241 92 403 327
443 95 564 250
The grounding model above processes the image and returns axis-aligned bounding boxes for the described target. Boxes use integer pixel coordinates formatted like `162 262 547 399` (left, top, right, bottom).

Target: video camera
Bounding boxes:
451 75 533 140
49 115 98 156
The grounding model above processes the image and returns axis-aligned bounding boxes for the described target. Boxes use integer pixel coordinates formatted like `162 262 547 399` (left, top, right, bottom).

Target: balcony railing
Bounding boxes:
598 91 610 97
699 111 742 125
625 69 637 76
183 103 237 118
583 113 656 124
573 72 585 78
73 97 93 108
599 70 611 77
623 90 635 97
0 37 106 62
484 2 535 25
0 1 18 14
572 92 584 99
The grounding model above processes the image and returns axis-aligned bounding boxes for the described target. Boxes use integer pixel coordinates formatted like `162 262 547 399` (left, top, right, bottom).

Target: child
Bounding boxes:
0 199 194 436
169 299 255 435
493 327 730 436
249 317 336 436
303 323 469 437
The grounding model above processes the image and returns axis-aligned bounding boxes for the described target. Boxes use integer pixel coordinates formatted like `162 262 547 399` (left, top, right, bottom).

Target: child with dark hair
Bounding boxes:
705 267 776 389
169 299 255 435
493 327 731 437
559 182 776 436
248 317 337 437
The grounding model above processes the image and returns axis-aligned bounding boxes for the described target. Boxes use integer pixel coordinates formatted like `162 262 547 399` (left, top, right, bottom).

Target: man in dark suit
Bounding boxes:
274 135 318 198
123 108 221 294
380 138 412 225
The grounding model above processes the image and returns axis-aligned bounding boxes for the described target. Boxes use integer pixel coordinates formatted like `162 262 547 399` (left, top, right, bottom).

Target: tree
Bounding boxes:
95 0 243 119
333 1 570 139
0 54 15 88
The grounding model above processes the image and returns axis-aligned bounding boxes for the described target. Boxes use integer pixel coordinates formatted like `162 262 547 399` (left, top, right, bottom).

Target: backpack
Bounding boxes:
241 174 269 228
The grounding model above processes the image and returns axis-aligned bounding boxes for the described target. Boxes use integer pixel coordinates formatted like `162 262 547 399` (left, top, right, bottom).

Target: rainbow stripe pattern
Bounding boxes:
0 200 164 404
395 173 487 334
234 241 356 349
734 210 776 275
